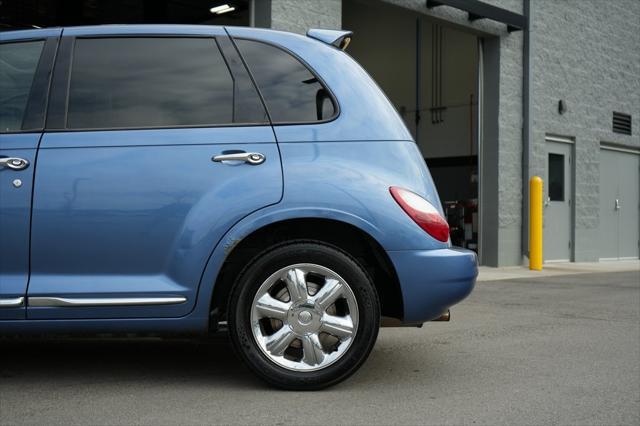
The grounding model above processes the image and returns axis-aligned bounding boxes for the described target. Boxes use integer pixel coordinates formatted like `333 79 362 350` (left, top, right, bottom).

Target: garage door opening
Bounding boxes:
344 0 481 255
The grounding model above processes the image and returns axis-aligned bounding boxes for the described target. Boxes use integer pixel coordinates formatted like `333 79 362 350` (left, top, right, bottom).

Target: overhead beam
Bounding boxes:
426 0 527 32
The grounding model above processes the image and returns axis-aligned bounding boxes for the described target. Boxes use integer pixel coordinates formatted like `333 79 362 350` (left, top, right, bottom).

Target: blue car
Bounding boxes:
0 25 477 389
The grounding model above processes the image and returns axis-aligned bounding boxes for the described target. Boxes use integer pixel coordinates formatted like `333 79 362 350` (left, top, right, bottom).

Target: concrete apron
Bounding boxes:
477 260 640 282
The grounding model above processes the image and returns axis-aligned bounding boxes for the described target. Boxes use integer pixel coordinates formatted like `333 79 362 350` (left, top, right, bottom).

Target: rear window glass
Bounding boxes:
235 39 336 123
0 40 44 133
67 37 265 129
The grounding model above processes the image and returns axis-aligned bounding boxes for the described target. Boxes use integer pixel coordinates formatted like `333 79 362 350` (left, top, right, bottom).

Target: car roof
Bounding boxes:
1 24 297 39
0 25 358 57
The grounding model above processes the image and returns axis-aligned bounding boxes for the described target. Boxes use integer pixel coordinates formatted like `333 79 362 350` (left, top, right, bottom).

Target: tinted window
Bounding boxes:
235 39 336 123
548 153 564 201
67 37 263 129
0 41 44 133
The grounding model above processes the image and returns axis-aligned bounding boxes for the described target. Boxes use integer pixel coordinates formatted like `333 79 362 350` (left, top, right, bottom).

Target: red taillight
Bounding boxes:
389 186 450 242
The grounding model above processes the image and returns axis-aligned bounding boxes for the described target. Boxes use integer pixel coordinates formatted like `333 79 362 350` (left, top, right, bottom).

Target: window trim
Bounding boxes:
231 37 341 127
46 34 270 133
0 37 58 134
217 33 270 126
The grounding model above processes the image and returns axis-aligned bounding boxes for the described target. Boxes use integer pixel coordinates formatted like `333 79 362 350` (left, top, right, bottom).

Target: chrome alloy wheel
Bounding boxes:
250 263 359 372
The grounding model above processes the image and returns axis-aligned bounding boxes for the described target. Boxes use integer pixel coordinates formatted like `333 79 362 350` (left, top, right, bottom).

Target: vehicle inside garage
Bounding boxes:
343 0 480 254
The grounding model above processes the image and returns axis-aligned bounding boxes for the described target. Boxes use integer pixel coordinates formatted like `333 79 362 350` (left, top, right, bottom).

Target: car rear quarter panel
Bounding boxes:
225 26 447 247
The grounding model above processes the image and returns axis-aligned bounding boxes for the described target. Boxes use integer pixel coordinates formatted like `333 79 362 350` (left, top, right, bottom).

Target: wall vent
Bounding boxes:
612 112 632 135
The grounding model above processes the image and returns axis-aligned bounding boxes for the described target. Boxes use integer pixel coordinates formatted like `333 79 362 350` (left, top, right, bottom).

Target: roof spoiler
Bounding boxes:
306 29 353 51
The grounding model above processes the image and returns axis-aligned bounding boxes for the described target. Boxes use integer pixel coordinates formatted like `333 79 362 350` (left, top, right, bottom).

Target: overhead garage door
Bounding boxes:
599 146 640 260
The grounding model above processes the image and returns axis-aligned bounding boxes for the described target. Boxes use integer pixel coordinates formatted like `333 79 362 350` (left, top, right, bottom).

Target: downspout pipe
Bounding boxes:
416 18 421 143
521 0 532 263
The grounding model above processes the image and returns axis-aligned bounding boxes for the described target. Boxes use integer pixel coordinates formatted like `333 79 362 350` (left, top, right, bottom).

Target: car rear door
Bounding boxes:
0 30 59 320
27 28 281 319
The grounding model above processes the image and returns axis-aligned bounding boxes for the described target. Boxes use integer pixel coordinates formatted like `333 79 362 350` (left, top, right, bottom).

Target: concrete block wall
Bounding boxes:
495 29 524 266
270 0 341 34
529 0 640 261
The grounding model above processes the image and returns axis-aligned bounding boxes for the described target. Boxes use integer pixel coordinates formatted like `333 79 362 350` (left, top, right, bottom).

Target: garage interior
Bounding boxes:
343 0 481 255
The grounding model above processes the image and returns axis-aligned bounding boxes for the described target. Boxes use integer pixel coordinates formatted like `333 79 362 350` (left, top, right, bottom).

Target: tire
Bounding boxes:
228 240 380 390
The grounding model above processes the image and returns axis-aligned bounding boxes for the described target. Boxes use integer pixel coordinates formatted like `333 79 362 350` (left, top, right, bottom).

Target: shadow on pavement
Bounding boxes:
0 334 266 390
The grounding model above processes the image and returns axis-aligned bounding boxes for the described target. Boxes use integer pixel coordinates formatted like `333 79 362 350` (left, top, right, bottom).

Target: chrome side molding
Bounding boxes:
0 297 25 308
27 296 187 307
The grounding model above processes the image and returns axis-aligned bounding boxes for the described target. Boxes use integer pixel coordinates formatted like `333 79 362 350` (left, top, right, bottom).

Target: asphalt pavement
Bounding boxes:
1 270 639 425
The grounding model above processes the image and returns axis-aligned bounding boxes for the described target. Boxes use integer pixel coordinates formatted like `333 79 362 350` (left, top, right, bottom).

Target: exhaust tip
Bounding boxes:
432 310 450 322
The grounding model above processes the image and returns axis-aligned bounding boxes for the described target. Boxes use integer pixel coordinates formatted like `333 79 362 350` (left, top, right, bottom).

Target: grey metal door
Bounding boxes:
619 151 640 258
544 140 573 262
599 147 640 260
599 149 619 259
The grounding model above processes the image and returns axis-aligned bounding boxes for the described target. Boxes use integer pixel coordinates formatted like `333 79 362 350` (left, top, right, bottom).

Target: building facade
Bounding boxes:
2 0 639 266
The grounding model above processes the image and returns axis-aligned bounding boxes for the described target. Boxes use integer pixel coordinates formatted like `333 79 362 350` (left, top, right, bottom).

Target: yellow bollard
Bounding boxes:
529 176 543 270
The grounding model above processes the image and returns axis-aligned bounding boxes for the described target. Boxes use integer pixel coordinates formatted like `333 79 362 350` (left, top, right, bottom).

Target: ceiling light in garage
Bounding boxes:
210 4 235 14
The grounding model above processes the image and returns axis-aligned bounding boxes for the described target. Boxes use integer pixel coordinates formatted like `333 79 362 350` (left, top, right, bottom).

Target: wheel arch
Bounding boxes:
209 217 404 322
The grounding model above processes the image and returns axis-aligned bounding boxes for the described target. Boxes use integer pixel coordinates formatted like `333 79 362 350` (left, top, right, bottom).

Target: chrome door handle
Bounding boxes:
212 152 265 165
0 157 30 171
615 199 621 210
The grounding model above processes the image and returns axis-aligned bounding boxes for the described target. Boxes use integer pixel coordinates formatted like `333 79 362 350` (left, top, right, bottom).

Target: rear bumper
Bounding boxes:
387 248 478 323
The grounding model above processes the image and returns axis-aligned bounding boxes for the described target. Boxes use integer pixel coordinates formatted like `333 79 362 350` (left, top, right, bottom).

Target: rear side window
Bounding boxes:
235 39 336 123
67 37 266 129
0 40 44 133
